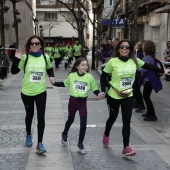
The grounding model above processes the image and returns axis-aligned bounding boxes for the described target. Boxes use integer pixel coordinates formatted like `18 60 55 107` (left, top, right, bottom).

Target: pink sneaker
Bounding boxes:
103 135 109 147
122 146 136 156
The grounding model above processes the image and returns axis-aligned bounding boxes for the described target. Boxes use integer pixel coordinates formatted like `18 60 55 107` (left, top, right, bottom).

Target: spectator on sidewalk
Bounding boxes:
133 42 145 112
163 40 170 81
11 35 55 154
139 40 163 121
100 39 170 156
52 57 104 155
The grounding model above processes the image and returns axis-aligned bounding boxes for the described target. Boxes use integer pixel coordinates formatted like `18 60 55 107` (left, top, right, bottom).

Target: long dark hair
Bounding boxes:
113 39 138 67
24 35 45 53
69 57 88 74
143 40 156 58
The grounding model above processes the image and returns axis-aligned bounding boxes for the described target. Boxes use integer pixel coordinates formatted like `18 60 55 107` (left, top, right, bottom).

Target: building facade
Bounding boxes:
0 0 35 48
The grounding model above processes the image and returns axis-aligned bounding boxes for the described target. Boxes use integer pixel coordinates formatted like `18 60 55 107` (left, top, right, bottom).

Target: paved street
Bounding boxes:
0 52 170 170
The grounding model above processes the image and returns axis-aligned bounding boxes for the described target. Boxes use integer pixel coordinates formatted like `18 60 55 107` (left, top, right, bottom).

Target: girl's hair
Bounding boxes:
113 39 138 67
24 35 45 53
143 40 156 58
69 57 88 74
136 42 143 51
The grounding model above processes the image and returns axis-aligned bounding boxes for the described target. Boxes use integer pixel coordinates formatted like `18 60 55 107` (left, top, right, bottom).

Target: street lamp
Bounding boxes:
39 25 44 38
124 0 128 39
91 0 97 70
10 0 20 48
33 18 39 35
48 25 53 44
0 1 9 60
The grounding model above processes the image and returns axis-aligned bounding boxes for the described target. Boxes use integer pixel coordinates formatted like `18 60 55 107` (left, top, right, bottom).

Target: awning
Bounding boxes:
42 22 78 38
155 4 170 13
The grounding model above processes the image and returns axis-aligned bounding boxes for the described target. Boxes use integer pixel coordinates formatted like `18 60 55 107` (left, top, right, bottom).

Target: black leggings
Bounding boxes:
105 95 133 148
143 81 155 116
21 91 47 144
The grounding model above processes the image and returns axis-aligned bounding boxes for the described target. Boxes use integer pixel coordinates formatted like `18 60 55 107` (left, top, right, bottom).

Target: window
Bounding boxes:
45 13 58 21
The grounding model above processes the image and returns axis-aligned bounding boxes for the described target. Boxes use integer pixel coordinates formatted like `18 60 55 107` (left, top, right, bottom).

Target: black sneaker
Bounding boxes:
143 116 157 121
142 113 150 117
136 105 145 112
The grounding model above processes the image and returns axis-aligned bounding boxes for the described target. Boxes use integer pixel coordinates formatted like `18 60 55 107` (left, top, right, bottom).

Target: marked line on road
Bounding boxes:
87 125 96 127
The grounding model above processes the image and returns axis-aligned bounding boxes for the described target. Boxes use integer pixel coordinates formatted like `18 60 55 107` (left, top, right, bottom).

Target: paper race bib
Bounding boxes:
30 72 43 82
73 81 88 92
120 77 133 88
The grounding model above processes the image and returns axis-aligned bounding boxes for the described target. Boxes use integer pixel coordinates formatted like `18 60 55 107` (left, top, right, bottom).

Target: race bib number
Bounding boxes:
30 72 43 82
120 77 133 88
73 81 88 92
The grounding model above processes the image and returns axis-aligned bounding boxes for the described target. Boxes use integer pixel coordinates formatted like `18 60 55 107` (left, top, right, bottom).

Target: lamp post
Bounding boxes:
124 0 128 39
91 0 97 70
39 25 44 38
48 25 53 44
10 0 20 48
33 18 39 35
0 2 9 61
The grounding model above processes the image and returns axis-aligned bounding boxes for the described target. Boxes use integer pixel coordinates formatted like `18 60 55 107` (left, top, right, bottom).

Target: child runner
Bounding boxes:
52 57 104 154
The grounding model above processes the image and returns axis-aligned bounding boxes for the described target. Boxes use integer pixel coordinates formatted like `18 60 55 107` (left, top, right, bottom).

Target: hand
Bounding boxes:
98 92 105 100
15 49 23 59
164 67 170 75
49 77 55 85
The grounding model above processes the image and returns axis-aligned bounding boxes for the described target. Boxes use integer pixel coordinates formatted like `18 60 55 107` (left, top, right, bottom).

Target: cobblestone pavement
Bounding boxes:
0 54 170 170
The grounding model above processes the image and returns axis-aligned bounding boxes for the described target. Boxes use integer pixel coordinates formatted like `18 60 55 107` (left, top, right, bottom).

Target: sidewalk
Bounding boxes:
0 52 170 170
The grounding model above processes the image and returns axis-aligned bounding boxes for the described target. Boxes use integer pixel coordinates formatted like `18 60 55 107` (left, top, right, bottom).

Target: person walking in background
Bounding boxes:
133 42 145 112
100 39 170 156
53 42 62 70
73 41 82 60
11 35 55 154
63 52 69 70
163 40 170 81
51 57 104 155
139 40 163 121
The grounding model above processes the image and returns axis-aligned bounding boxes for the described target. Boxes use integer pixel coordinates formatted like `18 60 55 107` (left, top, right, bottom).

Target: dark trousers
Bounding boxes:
133 77 144 105
65 62 68 69
54 58 60 68
143 81 155 116
21 91 47 143
63 97 87 143
105 95 133 148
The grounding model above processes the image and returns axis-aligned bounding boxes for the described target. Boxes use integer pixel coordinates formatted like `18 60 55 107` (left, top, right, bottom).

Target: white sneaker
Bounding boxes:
61 133 68 146
77 143 86 155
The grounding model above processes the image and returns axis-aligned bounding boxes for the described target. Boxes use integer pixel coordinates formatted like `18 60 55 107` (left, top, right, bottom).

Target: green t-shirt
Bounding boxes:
18 54 52 96
53 48 61 58
104 57 144 99
64 72 98 98
67 48 73 58
73 44 82 56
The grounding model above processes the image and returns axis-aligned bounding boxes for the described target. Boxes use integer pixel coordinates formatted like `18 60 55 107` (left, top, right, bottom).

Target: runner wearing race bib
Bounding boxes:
11 35 55 154
52 57 105 155
100 39 166 157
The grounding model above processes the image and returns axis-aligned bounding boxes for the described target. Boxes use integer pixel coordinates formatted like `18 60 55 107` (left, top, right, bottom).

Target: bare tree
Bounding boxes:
56 0 90 57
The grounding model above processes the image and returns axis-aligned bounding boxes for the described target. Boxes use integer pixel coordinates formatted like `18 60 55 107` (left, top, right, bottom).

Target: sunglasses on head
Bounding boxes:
119 45 130 49
30 42 40 46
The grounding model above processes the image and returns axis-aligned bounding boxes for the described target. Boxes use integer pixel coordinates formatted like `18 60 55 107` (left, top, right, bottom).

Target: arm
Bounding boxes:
53 81 65 87
11 57 20 74
100 71 109 92
141 63 164 73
